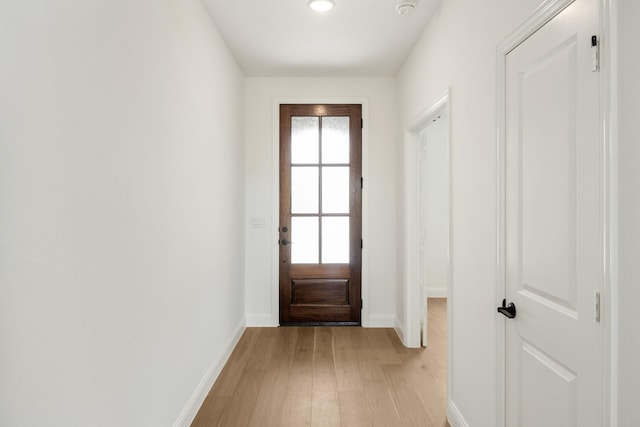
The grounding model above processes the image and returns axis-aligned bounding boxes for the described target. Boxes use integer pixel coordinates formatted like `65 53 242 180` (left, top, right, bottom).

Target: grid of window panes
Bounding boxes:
290 116 350 264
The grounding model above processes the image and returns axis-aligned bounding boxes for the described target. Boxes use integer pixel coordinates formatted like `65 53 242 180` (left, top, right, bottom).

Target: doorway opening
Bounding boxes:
404 89 451 348
418 110 449 346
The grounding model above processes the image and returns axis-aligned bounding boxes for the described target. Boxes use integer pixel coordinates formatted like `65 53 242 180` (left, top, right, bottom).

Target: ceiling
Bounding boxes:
201 0 441 77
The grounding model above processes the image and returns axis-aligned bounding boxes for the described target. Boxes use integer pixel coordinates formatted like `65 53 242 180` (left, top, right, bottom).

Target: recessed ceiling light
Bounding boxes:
396 1 417 16
308 0 335 13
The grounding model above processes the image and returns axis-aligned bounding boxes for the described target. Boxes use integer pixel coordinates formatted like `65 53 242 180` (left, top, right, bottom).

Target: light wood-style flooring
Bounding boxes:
192 298 448 427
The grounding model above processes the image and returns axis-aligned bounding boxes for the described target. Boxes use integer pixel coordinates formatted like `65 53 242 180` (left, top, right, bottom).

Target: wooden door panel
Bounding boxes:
291 279 349 305
289 264 350 278
279 104 362 325
288 306 352 323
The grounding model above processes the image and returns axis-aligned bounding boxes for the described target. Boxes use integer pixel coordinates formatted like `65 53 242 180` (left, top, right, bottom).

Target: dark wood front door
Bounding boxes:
279 104 362 325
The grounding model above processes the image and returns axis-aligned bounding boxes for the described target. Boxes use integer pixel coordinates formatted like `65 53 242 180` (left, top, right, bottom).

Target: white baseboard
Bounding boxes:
366 314 396 328
427 288 448 298
394 317 405 344
173 317 246 427
246 313 277 327
447 400 471 427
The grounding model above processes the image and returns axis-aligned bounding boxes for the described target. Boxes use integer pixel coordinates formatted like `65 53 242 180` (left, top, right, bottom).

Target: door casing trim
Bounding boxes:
495 0 616 426
404 87 452 345
272 97 370 327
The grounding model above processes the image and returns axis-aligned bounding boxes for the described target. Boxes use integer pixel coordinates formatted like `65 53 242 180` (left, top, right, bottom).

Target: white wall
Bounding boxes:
244 78 397 327
396 0 546 425
421 114 449 297
617 0 640 425
0 1 245 426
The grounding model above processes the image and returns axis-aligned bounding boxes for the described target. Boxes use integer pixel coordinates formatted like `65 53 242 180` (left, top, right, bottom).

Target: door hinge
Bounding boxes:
591 35 600 72
361 298 363 309
593 291 601 323
360 239 363 249
360 176 363 189
361 118 363 129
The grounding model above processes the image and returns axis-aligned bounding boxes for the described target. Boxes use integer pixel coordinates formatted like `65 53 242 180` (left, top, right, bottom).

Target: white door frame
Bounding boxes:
495 0 617 425
403 88 452 354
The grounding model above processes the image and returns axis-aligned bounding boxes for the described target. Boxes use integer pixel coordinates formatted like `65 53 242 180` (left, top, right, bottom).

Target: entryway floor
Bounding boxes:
192 298 448 426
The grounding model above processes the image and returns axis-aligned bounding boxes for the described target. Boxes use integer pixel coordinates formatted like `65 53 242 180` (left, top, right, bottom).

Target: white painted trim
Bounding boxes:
601 0 618 425
367 314 396 328
246 313 277 327
173 317 246 427
447 401 471 427
403 88 454 418
404 88 451 348
495 1 614 426
402 127 420 348
402 129 419 348
499 0 576 56
394 317 405 344
405 92 449 131
271 97 371 326
426 288 448 298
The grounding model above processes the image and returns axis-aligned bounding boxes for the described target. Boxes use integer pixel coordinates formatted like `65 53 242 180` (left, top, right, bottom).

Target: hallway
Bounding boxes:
2 1 636 425
192 299 448 427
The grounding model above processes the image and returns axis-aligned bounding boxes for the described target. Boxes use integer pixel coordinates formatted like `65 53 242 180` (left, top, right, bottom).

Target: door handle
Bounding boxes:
497 299 516 319
280 239 290 246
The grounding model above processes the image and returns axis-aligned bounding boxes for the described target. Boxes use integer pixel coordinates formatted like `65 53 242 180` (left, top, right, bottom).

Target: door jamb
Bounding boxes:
272 97 370 327
495 1 616 426
602 1 618 424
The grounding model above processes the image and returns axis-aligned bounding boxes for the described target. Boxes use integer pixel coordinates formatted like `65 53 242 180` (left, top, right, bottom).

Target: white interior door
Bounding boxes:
504 0 602 426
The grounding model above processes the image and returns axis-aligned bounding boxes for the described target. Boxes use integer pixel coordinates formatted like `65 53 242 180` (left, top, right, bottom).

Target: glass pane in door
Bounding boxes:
291 217 319 263
321 167 350 214
321 117 350 164
291 167 319 214
322 217 350 263
292 117 319 164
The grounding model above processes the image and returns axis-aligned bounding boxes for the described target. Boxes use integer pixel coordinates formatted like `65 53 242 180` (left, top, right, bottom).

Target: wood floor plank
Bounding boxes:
383 364 435 426
367 328 402 365
248 353 293 427
190 393 229 427
245 327 279 370
397 353 448 427
338 391 372 427
247 365 289 427
311 328 340 426
215 368 266 427
207 328 260 397
332 328 364 392
287 327 315 395
362 379 402 427
280 391 312 426
354 330 386 381
310 389 340 427
247 330 296 427
313 327 338 394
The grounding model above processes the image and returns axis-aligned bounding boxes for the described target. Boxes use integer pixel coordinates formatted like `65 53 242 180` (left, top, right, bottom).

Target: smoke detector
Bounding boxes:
396 1 417 15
